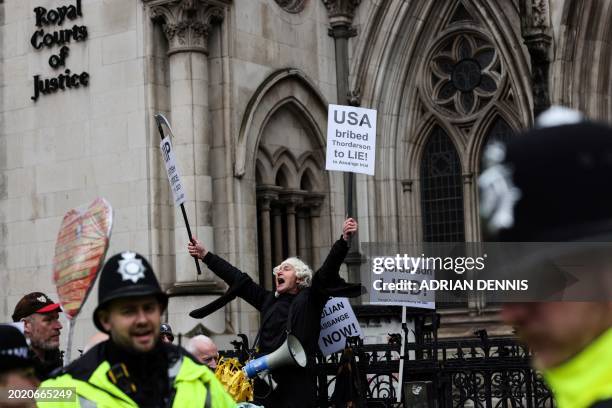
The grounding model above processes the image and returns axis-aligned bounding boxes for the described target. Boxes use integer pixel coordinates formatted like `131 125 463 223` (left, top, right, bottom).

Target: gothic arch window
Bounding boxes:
255 105 327 291
275 165 292 188
300 168 316 191
398 1 530 314
412 1 526 244
420 127 465 242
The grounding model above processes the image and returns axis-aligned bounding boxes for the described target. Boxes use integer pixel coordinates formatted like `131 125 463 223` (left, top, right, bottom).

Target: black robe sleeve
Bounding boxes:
202 252 270 311
311 237 363 299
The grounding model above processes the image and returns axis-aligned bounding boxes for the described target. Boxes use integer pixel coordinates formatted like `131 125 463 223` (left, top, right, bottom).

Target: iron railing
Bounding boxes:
219 312 554 407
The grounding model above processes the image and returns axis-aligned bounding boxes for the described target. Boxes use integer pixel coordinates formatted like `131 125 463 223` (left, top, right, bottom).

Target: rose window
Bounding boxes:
429 32 501 117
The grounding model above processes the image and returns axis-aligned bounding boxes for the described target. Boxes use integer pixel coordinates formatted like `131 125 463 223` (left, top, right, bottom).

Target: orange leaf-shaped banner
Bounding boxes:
52 197 113 320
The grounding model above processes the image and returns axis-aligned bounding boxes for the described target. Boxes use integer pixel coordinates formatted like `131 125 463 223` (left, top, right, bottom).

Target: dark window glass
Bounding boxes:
420 127 465 242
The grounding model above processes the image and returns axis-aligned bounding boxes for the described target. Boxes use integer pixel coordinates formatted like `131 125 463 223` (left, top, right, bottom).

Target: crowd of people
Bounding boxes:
1 110 611 407
0 217 359 407
1 251 235 407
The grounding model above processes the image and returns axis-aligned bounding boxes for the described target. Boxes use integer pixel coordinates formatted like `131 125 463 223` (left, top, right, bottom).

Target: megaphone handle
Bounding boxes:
253 373 275 400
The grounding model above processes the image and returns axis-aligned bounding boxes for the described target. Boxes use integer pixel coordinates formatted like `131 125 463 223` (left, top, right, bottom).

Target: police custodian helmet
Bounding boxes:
160 323 174 341
479 118 612 242
93 251 168 333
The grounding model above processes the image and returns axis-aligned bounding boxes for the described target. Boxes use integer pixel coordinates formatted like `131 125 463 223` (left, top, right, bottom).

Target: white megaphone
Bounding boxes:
243 334 307 378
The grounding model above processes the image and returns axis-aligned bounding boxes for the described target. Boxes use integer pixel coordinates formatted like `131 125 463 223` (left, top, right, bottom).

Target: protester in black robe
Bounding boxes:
188 218 362 407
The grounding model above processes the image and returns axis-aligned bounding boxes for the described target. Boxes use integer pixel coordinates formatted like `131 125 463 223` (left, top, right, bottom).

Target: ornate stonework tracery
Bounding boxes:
427 30 502 118
147 0 226 55
323 0 361 26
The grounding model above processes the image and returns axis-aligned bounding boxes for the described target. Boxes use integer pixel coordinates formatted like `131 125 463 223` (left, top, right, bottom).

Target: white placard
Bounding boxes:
160 136 186 206
369 261 436 309
318 297 363 355
325 104 377 175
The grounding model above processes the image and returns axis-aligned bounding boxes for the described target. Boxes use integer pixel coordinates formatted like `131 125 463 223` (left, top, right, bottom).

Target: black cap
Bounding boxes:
0 325 34 373
479 120 612 242
12 292 62 322
93 251 168 333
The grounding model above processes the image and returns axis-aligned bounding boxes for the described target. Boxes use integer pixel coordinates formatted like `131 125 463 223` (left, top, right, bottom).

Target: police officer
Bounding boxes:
160 323 174 344
0 324 40 391
38 251 235 407
479 110 612 408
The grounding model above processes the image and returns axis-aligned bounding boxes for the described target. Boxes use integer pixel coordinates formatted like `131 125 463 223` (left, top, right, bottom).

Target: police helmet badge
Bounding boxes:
478 141 522 235
117 251 146 283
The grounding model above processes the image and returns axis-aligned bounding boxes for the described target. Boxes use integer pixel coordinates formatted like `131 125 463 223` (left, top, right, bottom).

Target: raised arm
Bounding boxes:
188 239 269 310
312 218 358 291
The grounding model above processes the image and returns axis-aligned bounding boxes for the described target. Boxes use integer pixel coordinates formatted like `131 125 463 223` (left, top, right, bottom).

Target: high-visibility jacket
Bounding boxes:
37 342 236 408
544 328 612 408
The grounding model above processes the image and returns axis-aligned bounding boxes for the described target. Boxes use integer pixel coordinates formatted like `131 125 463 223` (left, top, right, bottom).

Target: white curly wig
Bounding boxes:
273 257 313 290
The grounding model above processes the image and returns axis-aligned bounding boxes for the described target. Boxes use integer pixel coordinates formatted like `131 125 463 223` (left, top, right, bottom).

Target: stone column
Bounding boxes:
272 207 283 266
257 192 276 290
286 203 297 257
259 199 273 285
308 200 323 267
520 0 553 118
283 194 302 257
148 0 225 282
463 173 482 312
323 0 360 106
324 0 362 283
400 180 416 242
462 173 477 242
297 208 309 261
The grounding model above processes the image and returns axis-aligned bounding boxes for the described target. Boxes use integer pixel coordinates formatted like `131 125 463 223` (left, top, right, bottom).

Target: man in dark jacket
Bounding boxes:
12 292 64 381
188 218 360 407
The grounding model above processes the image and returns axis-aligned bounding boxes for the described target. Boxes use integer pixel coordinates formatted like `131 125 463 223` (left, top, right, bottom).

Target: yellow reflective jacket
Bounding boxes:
37 342 236 408
544 328 612 408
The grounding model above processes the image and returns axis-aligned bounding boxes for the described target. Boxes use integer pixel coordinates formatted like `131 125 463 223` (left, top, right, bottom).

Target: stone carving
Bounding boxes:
520 0 550 31
323 0 361 25
147 0 225 55
348 88 361 106
519 0 552 115
531 0 549 28
274 0 306 14
524 33 552 116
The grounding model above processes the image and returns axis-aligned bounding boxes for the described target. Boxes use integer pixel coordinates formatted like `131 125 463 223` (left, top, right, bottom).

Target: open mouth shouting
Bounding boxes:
276 275 287 292
275 262 299 294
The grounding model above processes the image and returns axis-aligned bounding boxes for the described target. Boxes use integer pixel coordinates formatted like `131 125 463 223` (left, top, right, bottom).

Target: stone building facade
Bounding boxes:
1 0 611 355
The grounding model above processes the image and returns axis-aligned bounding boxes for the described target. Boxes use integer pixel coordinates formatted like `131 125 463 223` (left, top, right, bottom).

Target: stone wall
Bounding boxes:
2 0 612 359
